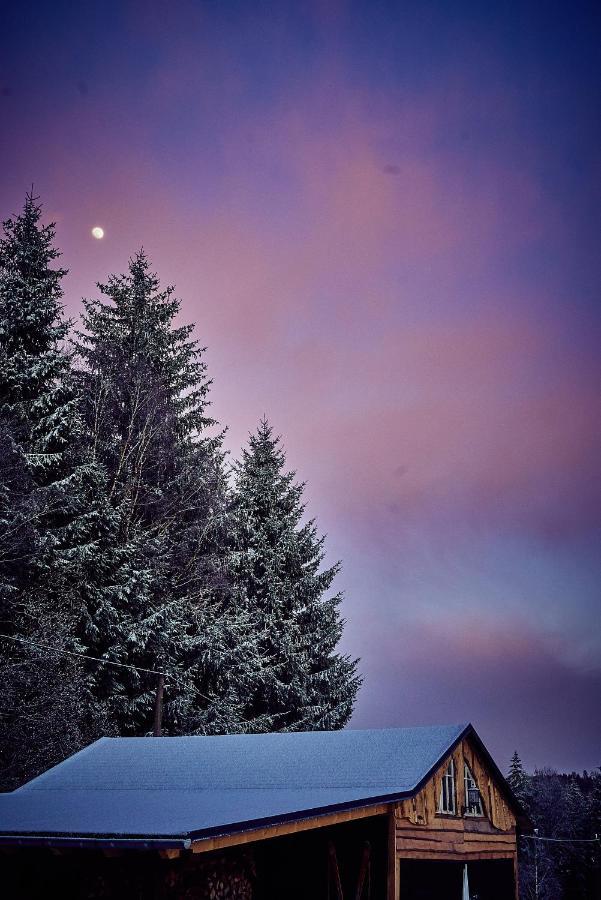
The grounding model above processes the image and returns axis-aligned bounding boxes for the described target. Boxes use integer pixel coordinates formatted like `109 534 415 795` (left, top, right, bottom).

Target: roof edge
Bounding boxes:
0 796 399 849
400 721 470 799
0 834 191 850
15 737 111 794
187 794 402 843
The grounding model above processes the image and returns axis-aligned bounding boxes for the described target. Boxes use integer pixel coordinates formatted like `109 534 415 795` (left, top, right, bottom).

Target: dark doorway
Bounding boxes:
253 815 388 899
400 858 515 900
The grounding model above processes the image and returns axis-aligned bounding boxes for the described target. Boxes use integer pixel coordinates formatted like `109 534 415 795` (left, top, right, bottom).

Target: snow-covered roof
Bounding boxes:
0 724 471 845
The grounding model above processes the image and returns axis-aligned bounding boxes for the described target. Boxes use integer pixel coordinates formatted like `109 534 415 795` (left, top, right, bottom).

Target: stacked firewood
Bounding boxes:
166 851 255 900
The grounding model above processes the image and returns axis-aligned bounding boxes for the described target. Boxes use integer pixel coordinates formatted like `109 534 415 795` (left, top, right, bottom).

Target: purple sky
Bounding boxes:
2 1 600 772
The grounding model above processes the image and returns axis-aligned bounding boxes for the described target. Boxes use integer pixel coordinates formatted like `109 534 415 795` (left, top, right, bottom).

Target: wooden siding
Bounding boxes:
395 736 517 862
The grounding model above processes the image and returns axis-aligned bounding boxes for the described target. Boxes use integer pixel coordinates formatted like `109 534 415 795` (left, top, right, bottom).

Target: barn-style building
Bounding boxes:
0 723 527 898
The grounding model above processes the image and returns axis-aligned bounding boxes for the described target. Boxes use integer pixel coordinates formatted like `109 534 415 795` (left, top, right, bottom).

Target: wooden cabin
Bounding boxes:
0 723 527 898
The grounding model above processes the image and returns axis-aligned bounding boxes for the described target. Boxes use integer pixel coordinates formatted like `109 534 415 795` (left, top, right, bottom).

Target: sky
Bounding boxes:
1 0 600 772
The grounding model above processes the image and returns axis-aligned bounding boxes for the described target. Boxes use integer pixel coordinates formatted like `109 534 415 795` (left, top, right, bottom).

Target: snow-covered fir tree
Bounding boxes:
589 770 601 838
0 423 38 633
507 750 529 805
230 418 361 731
0 192 72 489
75 251 257 735
0 194 109 787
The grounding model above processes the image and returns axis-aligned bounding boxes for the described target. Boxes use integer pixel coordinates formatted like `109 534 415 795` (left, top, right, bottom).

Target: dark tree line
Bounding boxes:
507 752 601 899
0 194 360 789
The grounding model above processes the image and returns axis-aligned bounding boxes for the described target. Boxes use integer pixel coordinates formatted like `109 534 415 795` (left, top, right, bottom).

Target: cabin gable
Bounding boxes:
393 735 517 864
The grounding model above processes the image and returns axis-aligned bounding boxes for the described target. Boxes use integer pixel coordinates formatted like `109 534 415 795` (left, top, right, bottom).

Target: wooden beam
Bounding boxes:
191 803 389 854
354 841 371 900
397 838 516 855
396 849 515 861
387 806 399 900
328 841 344 900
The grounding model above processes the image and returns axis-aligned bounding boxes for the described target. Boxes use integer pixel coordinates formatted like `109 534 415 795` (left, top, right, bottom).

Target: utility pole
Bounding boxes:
534 828 539 900
153 674 165 737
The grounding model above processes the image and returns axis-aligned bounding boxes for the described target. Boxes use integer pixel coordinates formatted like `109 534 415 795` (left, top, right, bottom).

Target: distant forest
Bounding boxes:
0 193 360 790
508 753 601 899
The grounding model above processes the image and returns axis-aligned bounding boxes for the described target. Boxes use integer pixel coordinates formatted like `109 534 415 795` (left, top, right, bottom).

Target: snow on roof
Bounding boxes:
0 724 468 842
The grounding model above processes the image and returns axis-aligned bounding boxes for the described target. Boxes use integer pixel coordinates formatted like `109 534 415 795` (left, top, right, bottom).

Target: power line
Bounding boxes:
0 632 217 706
0 633 167 678
521 834 601 844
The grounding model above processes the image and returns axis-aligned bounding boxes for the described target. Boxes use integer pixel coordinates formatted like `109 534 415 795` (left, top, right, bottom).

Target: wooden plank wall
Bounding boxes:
395 736 517 862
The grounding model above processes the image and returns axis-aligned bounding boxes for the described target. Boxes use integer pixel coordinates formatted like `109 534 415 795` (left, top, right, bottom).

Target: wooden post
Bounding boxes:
328 841 344 900
354 840 371 900
153 674 165 737
387 806 399 900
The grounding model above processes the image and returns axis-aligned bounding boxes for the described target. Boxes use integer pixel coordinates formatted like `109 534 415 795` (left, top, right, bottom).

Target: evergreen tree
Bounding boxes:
230 418 361 731
508 750 529 805
0 193 71 480
75 251 254 735
589 769 601 837
0 193 106 787
0 423 38 631
558 778 588 897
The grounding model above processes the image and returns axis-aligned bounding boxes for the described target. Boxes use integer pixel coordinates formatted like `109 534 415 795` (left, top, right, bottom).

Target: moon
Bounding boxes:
91 226 104 239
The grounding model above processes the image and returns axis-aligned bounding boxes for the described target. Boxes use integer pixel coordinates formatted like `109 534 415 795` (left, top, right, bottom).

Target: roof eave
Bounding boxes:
187 792 403 843
0 834 191 851
0 795 402 851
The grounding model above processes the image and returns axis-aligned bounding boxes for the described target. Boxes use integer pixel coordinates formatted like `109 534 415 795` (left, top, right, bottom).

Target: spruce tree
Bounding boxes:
75 251 255 735
0 193 105 787
507 750 529 806
558 779 587 896
230 418 361 731
0 194 70 469
589 769 601 838
0 423 38 633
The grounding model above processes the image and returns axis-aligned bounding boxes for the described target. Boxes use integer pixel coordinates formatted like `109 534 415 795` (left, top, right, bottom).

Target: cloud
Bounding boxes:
2 0 599 769
277 313 600 544
351 615 601 772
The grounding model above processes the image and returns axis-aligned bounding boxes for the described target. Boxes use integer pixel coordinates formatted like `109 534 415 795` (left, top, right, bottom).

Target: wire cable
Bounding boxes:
0 633 167 678
0 632 218 705
521 835 600 844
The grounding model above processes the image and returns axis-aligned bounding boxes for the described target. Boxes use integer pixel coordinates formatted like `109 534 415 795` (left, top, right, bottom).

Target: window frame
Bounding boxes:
437 757 457 815
463 760 484 817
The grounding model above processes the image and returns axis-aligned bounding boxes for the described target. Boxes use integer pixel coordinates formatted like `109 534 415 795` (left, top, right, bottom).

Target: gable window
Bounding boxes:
463 761 483 816
438 758 456 814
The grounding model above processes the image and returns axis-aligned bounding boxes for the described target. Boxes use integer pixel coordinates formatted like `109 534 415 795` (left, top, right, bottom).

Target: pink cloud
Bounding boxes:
351 615 601 771
273 312 599 539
